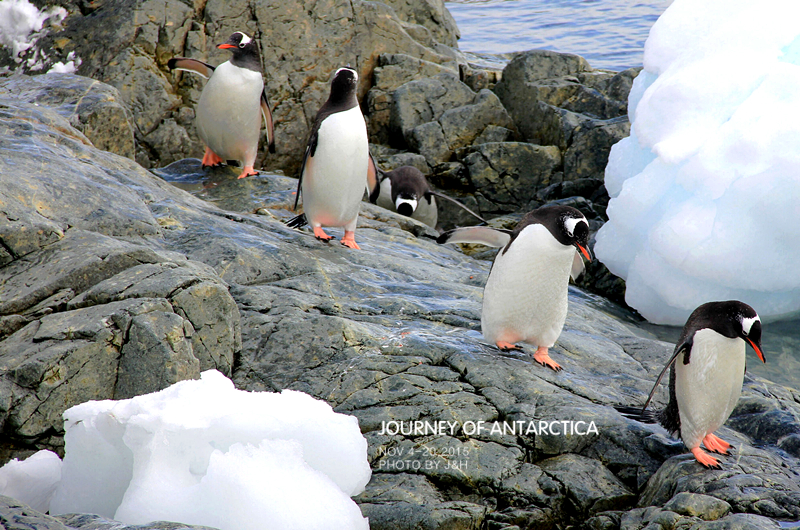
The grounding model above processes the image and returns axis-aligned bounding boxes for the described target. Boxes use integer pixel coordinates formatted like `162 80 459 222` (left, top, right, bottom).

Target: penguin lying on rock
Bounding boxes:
438 205 592 371
286 66 379 249
617 300 765 469
168 31 275 180
371 165 486 228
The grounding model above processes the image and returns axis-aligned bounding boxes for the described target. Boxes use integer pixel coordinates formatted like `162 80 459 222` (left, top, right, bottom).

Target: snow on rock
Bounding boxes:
0 0 66 60
596 0 800 325
1 370 370 530
0 450 62 512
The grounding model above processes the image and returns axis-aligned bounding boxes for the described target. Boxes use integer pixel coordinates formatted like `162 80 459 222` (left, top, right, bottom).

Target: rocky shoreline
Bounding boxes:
1 0 799 529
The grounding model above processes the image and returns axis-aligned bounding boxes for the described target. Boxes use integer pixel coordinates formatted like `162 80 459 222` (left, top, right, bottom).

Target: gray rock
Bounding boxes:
366 53 457 145
538 453 636 516
564 117 631 181
663 492 731 521
115 311 200 400
0 73 136 159
459 142 562 212
379 0 460 47
390 73 476 146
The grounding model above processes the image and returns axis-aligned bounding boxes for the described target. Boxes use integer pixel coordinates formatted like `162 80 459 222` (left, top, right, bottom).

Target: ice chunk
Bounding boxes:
597 0 800 325
0 450 62 512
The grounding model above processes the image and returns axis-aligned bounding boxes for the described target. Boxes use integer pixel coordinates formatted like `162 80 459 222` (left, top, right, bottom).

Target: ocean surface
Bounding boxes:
445 0 672 71
444 0 800 391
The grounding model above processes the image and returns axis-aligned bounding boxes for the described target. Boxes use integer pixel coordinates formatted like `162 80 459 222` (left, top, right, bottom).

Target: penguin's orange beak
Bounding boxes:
577 244 591 261
218 43 236 49
746 338 766 363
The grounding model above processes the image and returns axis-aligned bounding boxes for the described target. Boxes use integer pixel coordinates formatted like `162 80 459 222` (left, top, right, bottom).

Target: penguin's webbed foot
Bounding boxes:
341 231 361 250
691 447 722 469
202 147 224 167
496 341 522 352
702 433 731 455
313 226 335 242
533 346 562 372
237 166 259 179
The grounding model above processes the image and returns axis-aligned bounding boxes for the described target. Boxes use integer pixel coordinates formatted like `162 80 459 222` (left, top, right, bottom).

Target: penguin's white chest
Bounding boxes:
196 61 263 163
481 225 575 347
302 106 369 228
676 329 746 449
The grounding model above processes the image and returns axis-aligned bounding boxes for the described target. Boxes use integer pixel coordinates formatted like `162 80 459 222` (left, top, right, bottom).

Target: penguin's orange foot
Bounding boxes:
533 347 562 372
691 447 722 469
703 433 731 455
496 341 522 352
313 227 334 242
201 147 224 167
237 166 258 179
340 231 360 250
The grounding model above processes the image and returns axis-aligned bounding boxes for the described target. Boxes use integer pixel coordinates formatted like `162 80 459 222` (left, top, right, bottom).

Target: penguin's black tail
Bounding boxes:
286 214 308 229
614 405 660 424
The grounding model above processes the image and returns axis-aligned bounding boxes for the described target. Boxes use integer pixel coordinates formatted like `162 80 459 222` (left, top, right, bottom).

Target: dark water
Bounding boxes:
446 0 672 71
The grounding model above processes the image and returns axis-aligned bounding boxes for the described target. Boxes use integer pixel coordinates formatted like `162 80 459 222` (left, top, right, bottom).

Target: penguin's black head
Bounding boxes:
389 166 429 217
550 206 591 261
218 32 261 71
329 66 359 104
395 192 418 217
692 300 765 363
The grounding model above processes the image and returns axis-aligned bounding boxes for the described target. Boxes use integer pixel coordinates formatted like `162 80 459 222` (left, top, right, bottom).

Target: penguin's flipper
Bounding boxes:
167 58 215 79
429 191 486 225
261 89 276 154
437 226 513 247
570 250 586 281
294 130 318 211
641 339 693 412
367 152 381 204
286 213 308 229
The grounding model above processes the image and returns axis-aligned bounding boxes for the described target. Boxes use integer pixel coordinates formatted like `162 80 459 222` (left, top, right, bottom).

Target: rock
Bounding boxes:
390 73 476 146
458 142 562 212
3 87 800 530
0 73 135 159
366 53 457 145
662 492 731 521
564 117 631 181
379 0 461 47
0 91 240 452
538 453 636 516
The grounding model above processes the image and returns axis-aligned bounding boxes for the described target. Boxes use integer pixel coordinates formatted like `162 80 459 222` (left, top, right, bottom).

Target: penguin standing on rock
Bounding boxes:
168 31 275 180
617 300 765 469
287 66 379 249
372 165 486 228
438 205 592 371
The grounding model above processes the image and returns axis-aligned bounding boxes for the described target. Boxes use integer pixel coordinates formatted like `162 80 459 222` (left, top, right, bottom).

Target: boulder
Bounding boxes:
0 73 135 159
458 142 562 213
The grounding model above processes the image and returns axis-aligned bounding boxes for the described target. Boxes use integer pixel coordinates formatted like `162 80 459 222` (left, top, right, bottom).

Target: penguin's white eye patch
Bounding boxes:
334 67 358 81
237 33 252 46
741 315 759 336
563 217 587 237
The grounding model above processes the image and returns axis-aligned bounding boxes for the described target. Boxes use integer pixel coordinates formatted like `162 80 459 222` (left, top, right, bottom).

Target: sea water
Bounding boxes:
446 0 673 71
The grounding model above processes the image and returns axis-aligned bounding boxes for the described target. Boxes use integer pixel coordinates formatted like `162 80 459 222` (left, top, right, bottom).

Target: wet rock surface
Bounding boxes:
1 79 798 530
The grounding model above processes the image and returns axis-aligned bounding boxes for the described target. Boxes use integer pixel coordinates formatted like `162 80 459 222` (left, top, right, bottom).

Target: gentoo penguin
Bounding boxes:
438 205 591 371
372 165 485 228
168 31 275 180
618 301 765 469
287 66 379 249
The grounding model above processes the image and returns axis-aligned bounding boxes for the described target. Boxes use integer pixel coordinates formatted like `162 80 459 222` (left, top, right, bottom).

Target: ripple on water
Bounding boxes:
446 0 673 71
